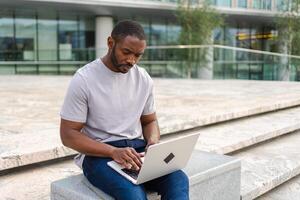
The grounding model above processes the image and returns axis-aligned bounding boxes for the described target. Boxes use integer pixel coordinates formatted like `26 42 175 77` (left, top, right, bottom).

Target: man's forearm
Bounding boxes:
61 129 116 158
142 120 160 145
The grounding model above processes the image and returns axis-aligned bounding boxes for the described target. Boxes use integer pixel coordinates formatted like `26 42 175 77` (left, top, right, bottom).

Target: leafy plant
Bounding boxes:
176 0 223 78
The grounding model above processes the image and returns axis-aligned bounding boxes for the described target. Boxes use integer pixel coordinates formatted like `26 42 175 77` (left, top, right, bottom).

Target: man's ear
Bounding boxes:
107 36 114 49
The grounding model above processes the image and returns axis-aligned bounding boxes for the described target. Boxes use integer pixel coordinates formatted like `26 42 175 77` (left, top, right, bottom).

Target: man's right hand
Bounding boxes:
111 147 143 170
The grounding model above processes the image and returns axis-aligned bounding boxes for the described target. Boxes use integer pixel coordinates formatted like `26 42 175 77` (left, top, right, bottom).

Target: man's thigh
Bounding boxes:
144 170 189 200
83 155 147 200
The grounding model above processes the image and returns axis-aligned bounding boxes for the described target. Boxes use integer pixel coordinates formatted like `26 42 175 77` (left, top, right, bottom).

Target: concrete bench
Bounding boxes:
51 150 241 200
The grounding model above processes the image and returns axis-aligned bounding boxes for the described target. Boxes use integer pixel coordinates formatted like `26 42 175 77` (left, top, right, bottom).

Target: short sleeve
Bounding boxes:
142 79 156 115
60 73 88 123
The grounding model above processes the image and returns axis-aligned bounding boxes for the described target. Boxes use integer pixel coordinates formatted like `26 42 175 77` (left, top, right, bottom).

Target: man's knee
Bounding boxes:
160 170 189 200
114 185 147 200
169 170 189 188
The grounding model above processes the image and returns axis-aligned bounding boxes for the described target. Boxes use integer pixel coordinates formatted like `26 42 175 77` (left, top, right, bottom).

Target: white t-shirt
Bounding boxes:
60 58 155 167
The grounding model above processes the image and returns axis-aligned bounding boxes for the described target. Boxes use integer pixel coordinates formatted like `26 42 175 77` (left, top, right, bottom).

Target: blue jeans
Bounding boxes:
82 139 189 200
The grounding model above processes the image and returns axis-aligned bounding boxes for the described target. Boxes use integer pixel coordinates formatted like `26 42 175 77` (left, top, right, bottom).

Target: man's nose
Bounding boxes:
126 56 136 65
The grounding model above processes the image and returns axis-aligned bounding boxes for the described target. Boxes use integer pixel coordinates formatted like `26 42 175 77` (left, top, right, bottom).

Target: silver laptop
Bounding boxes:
107 133 200 185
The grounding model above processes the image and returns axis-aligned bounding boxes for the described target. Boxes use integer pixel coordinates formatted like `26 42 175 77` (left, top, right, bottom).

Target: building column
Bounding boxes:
95 16 113 58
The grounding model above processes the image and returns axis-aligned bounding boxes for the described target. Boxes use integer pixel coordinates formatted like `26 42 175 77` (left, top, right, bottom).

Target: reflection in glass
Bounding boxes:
15 11 37 61
79 16 95 61
252 0 272 10
238 0 247 8
277 0 291 11
59 15 78 60
167 23 180 45
151 22 167 46
0 10 14 61
38 13 57 61
213 0 231 7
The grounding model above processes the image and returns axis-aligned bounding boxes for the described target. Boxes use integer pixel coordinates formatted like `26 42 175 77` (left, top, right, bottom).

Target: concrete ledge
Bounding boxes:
51 150 241 200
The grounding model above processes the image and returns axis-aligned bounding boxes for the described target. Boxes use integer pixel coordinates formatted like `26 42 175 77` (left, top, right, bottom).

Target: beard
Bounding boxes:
110 45 133 69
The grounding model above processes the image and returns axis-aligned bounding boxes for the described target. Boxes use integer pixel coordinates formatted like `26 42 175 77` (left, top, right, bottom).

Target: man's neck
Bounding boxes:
101 55 118 73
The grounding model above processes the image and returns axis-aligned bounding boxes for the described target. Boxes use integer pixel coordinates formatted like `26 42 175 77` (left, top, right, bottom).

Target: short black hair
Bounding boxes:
111 20 146 42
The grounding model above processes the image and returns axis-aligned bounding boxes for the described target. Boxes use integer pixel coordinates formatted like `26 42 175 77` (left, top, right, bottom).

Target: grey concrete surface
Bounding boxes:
2 76 300 171
0 159 81 200
51 151 241 200
234 130 300 200
1 76 300 199
194 106 300 154
257 174 300 200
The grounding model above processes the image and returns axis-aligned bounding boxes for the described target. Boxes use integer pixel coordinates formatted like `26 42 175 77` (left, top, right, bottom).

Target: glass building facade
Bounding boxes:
0 0 299 81
0 9 95 74
0 8 180 74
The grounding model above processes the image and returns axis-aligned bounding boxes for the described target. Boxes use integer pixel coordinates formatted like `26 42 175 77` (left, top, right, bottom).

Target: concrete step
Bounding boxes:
0 159 81 200
231 130 300 200
256 174 300 200
0 151 241 200
3 104 300 172
2 77 300 172
163 106 300 155
194 106 300 154
51 151 241 200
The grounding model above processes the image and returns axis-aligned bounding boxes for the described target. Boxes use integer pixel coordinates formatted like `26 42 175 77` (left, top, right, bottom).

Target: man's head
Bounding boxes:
106 20 147 73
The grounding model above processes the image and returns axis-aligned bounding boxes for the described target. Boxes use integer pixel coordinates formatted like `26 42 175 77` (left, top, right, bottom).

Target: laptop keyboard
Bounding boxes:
121 168 140 180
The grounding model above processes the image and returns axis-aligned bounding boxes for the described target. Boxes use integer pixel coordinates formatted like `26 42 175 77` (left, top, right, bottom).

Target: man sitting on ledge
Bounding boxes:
59 20 189 200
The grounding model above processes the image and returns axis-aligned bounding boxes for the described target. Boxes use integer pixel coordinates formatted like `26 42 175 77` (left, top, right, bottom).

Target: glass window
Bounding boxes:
252 0 272 10
58 15 78 60
37 12 57 61
78 16 95 61
238 0 247 8
213 27 224 45
0 10 14 61
236 27 250 60
213 0 231 7
15 10 37 61
277 0 294 11
166 22 181 45
151 22 167 46
263 0 272 10
132 16 151 45
79 16 94 48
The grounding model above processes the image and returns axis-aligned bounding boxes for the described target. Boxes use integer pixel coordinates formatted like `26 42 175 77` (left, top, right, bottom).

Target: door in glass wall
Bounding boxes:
0 10 14 62
58 15 78 61
37 12 57 61
0 10 15 74
14 10 38 74
79 16 95 61
15 10 37 62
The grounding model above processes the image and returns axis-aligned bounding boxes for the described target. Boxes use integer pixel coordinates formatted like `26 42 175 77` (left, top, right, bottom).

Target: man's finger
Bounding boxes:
130 148 142 165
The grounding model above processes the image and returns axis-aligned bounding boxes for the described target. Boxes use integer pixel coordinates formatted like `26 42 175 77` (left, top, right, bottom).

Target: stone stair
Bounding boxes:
1 78 300 199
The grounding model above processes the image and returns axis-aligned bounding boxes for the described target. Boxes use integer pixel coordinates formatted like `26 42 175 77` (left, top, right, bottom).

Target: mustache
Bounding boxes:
116 63 134 68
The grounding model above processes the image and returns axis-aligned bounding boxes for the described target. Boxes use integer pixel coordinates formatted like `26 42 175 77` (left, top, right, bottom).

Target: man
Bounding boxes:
60 20 189 200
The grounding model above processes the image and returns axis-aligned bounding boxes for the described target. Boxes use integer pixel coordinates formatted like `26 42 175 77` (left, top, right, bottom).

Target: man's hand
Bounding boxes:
111 147 143 170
